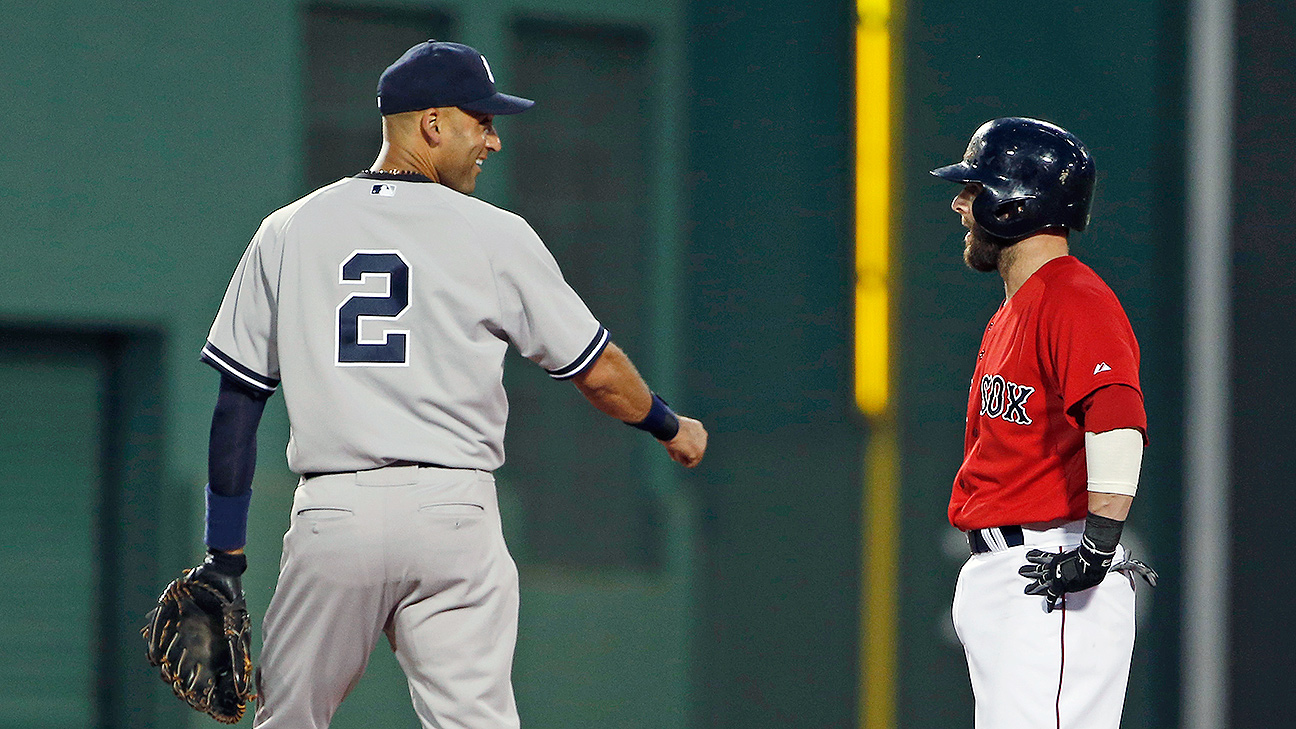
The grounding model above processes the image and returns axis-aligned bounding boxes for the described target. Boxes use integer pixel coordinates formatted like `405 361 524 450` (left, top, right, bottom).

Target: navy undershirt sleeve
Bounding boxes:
206 375 270 550
209 375 270 496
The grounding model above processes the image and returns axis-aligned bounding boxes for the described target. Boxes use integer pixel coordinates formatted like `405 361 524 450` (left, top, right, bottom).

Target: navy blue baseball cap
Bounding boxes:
377 40 535 116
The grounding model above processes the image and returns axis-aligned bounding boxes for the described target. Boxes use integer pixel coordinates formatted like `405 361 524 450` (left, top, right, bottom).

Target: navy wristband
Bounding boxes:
629 393 681 441
205 484 252 551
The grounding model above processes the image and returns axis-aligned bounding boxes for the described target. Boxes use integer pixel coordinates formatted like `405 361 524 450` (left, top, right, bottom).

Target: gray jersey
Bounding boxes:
202 174 607 474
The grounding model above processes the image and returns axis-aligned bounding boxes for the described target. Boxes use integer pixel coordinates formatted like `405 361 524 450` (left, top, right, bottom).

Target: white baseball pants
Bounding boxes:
952 521 1137 729
253 465 520 729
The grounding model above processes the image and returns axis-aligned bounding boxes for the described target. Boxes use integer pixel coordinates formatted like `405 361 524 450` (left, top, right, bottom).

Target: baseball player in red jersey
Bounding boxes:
932 117 1156 728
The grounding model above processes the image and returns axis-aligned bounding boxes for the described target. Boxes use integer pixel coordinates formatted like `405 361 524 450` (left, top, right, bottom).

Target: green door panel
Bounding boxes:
0 350 102 727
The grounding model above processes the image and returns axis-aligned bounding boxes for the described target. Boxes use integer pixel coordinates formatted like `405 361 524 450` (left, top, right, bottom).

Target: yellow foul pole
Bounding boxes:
855 1 898 728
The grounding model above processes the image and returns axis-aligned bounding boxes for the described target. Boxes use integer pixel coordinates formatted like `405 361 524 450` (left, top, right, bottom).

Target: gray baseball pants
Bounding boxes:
252 465 520 729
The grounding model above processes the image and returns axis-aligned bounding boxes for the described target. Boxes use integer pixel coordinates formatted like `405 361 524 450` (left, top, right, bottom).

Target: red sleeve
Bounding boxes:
1072 384 1148 442
1043 274 1142 429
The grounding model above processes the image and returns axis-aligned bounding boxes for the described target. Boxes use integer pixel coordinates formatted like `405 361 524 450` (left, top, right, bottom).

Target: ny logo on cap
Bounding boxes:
480 54 495 83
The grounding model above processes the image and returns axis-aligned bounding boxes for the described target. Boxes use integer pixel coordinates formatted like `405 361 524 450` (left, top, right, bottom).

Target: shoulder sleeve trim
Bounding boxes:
547 326 609 380
201 341 280 393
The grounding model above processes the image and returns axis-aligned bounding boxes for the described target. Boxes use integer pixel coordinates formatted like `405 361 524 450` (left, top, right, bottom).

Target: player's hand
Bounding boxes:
1018 541 1114 612
663 416 707 468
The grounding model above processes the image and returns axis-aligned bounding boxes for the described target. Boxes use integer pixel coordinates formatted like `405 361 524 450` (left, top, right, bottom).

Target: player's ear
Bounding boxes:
421 108 442 146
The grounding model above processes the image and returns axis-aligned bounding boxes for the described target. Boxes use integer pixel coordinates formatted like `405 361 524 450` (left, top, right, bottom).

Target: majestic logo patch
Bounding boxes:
1093 362 1112 375
979 374 1035 425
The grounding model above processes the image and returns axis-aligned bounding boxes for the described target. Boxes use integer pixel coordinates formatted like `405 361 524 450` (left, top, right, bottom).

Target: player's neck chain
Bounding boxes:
368 168 423 176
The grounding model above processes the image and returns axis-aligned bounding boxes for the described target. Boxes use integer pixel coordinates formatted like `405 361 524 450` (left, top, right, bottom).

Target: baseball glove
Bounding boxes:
142 551 254 724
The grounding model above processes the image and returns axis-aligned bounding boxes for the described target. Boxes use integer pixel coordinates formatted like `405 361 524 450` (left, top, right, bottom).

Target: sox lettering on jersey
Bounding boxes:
978 374 1035 425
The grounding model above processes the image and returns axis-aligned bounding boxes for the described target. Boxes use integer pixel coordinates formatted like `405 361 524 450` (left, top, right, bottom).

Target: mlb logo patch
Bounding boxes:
371 183 396 197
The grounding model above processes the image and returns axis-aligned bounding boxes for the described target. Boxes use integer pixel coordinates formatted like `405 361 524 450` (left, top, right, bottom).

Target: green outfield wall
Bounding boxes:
1231 4 1296 726
684 1 863 727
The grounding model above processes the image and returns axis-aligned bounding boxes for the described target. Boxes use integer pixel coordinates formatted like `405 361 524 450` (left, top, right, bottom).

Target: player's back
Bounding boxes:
267 176 540 474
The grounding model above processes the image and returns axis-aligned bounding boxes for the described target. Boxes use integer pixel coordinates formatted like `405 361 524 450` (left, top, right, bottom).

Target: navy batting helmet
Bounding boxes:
930 117 1096 239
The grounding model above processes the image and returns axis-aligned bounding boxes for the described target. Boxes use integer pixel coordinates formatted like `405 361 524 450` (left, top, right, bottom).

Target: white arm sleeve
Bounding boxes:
1085 428 1144 497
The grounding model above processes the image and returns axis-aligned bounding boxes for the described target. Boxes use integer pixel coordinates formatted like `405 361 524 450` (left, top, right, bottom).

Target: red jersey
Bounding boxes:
950 256 1142 531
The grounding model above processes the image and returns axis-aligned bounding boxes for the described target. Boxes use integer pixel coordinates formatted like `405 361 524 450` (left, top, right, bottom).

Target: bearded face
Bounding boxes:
963 222 1006 272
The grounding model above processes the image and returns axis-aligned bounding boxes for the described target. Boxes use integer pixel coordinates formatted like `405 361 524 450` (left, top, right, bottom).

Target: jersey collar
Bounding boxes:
355 170 434 183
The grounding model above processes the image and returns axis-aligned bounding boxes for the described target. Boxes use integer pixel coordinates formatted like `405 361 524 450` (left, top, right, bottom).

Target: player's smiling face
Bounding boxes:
435 107 500 194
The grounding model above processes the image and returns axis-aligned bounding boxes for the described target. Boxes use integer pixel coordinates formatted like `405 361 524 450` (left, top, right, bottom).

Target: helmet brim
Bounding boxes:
930 162 982 183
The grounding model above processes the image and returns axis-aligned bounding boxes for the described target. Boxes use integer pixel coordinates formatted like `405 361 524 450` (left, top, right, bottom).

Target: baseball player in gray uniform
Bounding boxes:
194 40 707 728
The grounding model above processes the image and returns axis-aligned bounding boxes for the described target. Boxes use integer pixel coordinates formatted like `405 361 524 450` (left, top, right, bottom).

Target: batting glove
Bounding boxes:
1018 537 1115 613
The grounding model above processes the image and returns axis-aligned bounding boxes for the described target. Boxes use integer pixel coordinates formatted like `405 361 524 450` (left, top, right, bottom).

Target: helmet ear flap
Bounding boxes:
1066 201 1092 232
971 188 1042 239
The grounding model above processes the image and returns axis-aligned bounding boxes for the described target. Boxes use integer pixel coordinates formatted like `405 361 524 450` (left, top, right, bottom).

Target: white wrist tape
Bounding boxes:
1085 428 1143 497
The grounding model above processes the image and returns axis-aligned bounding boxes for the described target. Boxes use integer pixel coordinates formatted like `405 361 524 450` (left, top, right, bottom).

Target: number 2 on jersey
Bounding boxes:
336 250 411 365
